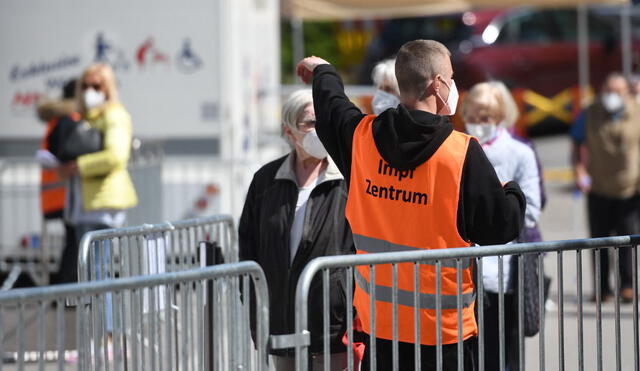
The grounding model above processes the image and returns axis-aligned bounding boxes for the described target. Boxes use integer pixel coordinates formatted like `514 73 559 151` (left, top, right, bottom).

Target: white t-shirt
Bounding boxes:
289 177 319 265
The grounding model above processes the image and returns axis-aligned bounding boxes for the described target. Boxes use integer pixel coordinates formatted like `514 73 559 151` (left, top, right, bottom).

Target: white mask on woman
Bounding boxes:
297 129 328 159
372 89 400 115
83 89 106 110
465 123 497 144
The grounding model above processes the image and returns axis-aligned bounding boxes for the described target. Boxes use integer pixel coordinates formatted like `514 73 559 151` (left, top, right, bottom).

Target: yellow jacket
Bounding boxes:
77 102 138 211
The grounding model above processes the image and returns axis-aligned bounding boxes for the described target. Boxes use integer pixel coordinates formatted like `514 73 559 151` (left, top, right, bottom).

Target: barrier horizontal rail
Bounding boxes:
282 235 640 371
78 214 237 284
0 261 269 371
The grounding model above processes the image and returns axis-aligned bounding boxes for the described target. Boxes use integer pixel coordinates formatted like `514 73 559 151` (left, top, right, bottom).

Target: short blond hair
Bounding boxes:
76 63 119 114
460 81 519 128
395 40 451 99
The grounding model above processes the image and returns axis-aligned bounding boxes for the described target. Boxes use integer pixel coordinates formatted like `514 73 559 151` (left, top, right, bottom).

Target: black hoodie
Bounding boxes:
312 64 525 245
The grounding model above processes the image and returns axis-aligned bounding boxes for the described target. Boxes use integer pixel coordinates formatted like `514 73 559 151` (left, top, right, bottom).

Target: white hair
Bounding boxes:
372 59 399 96
281 89 313 148
489 81 519 128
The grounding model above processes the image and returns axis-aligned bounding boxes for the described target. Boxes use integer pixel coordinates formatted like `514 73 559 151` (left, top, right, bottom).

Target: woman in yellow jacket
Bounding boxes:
59 63 137 239
58 63 137 338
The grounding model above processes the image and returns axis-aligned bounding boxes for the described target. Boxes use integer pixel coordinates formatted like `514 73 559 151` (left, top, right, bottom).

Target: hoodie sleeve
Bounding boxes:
312 64 366 182
457 140 526 245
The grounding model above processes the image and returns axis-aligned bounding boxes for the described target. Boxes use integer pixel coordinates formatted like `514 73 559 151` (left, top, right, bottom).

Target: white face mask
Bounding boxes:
371 89 400 115
465 123 497 144
83 89 106 109
601 92 624 113
438 78 459 116
296 129 328 159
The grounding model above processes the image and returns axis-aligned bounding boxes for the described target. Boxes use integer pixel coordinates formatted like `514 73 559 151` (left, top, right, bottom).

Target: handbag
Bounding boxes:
58 120 103 162
518 253 552 337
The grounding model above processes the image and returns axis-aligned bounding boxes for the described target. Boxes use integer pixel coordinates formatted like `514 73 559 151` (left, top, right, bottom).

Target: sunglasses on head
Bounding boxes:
81 83 102 91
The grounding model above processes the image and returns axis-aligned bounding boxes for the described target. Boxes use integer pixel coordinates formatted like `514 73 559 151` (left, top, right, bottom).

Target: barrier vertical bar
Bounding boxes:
633 244 639 371
538 253 545 371
196 280 204 371
456 259 463 371
595 249 603 371
478 258 485 371
414 262 421 370
346 267 354 371
577 249 584 371
0 305 3 371
369 265 377 371
112 290 123 371
613 248 621 371
557 251 565 371
498 255 504 371
518 255 524 371
56 299 64 371
92 293 103 371
242 275 251 369
165 282 174 371
436 261 442 371
392 263 399 371
37 301 45 371
323 269 330 371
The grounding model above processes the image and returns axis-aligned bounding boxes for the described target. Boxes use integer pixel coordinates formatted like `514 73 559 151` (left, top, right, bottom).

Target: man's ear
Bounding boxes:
432 74 442 94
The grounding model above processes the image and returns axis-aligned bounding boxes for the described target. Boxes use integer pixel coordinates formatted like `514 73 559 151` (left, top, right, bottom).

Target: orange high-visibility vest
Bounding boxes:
345 115 476 346
40 117 68 218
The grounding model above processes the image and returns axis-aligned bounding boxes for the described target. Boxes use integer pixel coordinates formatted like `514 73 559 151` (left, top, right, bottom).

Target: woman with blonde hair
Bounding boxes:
460 81 541 370
58 63 137 241
57 63 137 339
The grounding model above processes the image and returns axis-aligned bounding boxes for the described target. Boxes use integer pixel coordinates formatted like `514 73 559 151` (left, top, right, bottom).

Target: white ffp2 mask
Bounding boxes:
299 129 328 159
371 89 400 115
83 89 106 110
601 92 624 113
465 123 497 144
439 78 459 116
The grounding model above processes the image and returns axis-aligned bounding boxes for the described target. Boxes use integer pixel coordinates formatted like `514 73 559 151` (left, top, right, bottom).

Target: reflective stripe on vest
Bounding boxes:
354 269 475 310
353 234 472 269
345 115 476 345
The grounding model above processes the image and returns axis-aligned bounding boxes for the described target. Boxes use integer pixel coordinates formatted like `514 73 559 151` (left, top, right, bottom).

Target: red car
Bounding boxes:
359 7 638 134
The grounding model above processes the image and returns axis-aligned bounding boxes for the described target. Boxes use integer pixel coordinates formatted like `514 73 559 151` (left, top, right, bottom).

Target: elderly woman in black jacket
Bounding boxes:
239 89 355 370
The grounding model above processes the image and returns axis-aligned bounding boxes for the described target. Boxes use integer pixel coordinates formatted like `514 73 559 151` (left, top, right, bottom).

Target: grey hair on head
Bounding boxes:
372 58 399 95
281 89 313 148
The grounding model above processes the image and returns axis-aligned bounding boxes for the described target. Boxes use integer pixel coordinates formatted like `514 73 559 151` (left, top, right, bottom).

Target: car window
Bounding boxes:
552 9 615 42
496 10 558 44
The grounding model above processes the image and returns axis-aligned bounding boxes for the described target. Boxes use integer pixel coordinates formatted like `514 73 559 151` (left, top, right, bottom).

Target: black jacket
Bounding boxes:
312 64 526 245
239 153 355 354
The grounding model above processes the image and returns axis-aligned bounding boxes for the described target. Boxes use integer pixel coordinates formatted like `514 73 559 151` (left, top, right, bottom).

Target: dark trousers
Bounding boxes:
481 293 519 371
361 336 477 371
52 223 78 284
588 192 639 293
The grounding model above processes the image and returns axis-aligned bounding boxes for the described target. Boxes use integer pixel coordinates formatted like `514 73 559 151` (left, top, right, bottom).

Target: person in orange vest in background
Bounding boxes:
296 40 526 370
36 79 82 283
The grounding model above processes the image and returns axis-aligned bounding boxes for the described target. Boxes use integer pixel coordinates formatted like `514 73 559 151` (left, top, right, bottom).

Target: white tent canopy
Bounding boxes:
282 0 628 20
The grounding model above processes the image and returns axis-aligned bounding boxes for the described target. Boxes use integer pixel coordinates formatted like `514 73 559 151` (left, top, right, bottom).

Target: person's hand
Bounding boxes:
57 160 78 178
573 165 591 194
296 56 330 84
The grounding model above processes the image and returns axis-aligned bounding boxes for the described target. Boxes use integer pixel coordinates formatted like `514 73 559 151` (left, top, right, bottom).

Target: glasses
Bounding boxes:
297 119 316 131
81 83 103 91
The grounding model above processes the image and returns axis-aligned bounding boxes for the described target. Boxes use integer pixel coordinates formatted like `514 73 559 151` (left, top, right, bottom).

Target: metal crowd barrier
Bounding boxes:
276 235 640 371
77 215 237 285
0 261 269 371
0 158 61 286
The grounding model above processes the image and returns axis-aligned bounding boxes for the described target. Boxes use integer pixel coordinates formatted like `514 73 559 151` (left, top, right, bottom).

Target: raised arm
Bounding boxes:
296 57 366 182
